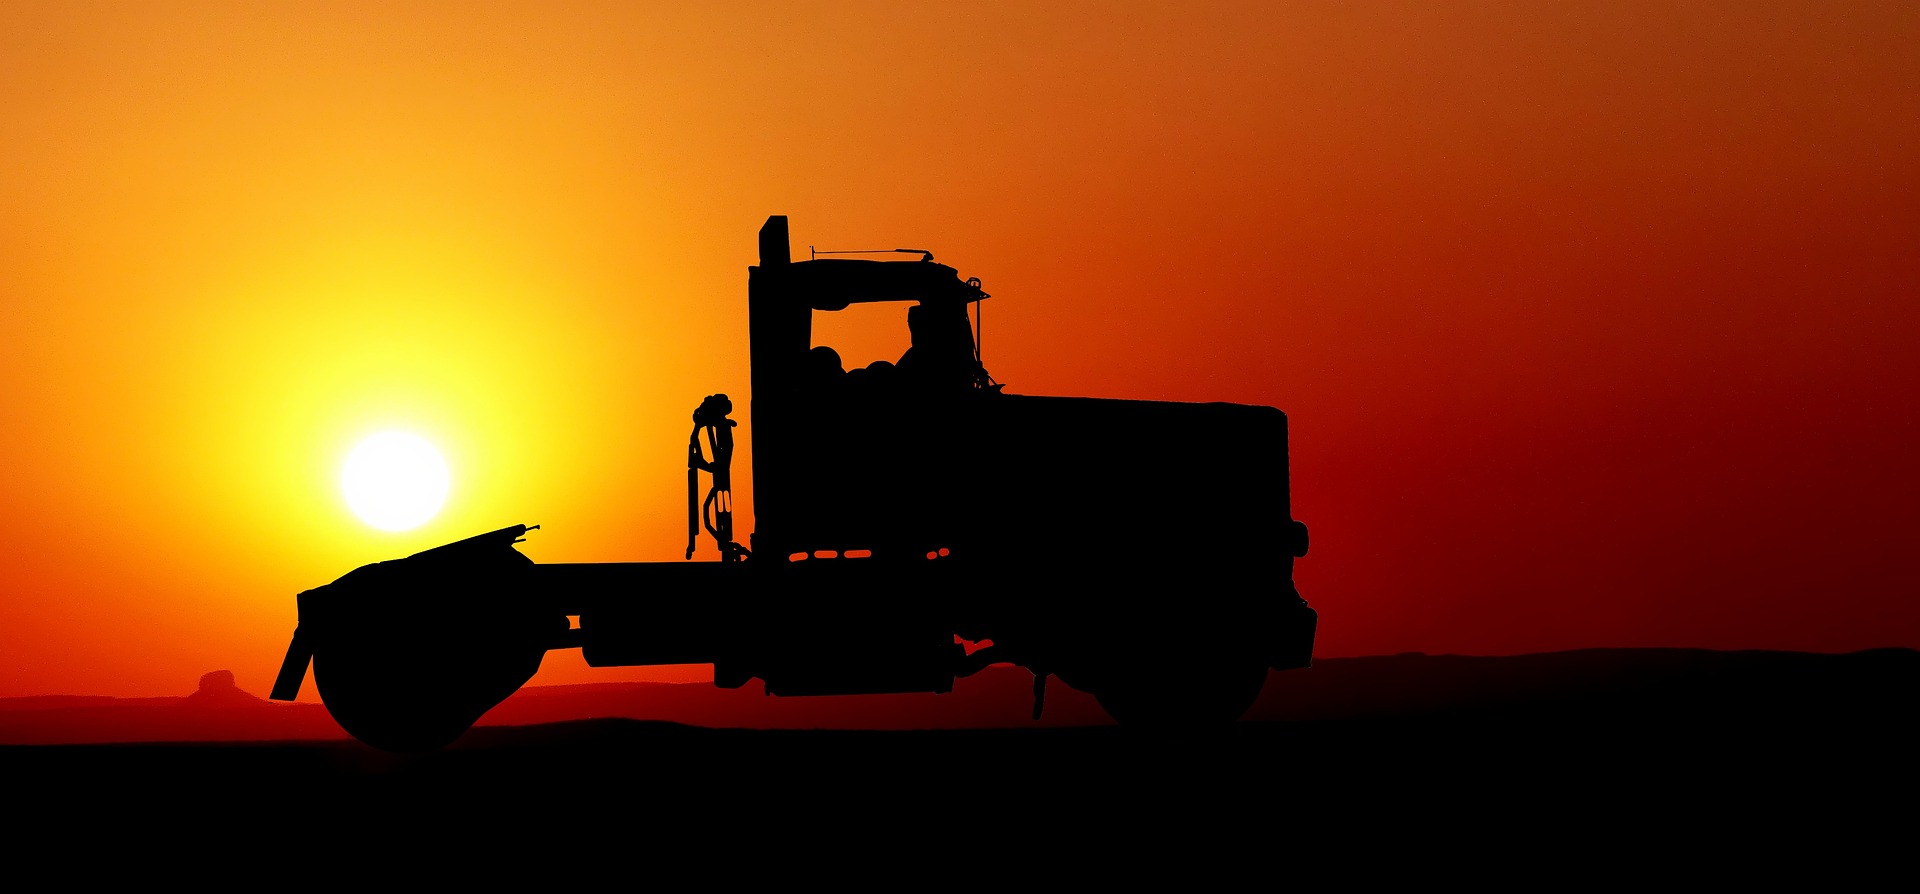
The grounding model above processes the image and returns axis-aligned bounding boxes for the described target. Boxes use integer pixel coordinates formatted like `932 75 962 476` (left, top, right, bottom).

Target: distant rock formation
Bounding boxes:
184 670 261 705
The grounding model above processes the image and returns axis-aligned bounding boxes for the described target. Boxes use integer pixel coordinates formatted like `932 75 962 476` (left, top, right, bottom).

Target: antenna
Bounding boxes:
808 247 935 262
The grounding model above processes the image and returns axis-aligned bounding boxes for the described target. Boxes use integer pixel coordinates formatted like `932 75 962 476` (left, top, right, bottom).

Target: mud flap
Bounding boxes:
269 626 311 701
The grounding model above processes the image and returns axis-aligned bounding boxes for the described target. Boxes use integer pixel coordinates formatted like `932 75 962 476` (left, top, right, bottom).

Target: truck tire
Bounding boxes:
313 628 547 753
299 526 562 752
1092 658 1270 728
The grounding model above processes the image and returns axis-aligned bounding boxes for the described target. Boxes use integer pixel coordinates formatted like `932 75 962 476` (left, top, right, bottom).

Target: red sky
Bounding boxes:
1 1 1915 699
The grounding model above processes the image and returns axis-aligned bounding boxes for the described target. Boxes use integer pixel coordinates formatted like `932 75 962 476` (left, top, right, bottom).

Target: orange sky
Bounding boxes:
2 2 1915 698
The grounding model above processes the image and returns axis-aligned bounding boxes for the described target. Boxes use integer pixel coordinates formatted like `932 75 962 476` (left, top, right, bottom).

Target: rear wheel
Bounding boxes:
314 628 547 753
300 526 562 751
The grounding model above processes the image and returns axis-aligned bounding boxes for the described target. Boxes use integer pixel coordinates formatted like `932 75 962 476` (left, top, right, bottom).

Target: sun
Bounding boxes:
341 431 450 531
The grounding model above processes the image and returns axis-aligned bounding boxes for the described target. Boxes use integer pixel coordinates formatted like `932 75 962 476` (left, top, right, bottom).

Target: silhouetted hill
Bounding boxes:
2 648 1910 880
468 645 1920 732
0 671 345 745
1250 646 1919 727
2 647 1910 744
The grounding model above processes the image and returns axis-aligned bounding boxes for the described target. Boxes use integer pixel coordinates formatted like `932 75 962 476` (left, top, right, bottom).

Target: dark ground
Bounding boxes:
5 649 1913 882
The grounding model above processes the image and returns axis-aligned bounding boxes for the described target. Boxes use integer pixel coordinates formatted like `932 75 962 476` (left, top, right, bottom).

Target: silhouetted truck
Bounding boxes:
270 216 1316 751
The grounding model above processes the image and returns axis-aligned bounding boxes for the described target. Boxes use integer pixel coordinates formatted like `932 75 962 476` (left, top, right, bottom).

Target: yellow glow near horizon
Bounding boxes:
341 432 450 532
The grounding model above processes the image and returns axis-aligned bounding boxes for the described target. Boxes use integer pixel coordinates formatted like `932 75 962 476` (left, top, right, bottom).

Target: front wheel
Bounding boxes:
1091 658 1270 728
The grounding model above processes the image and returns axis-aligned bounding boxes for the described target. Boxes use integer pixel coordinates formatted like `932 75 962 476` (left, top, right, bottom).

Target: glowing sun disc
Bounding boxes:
341 432 449 531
